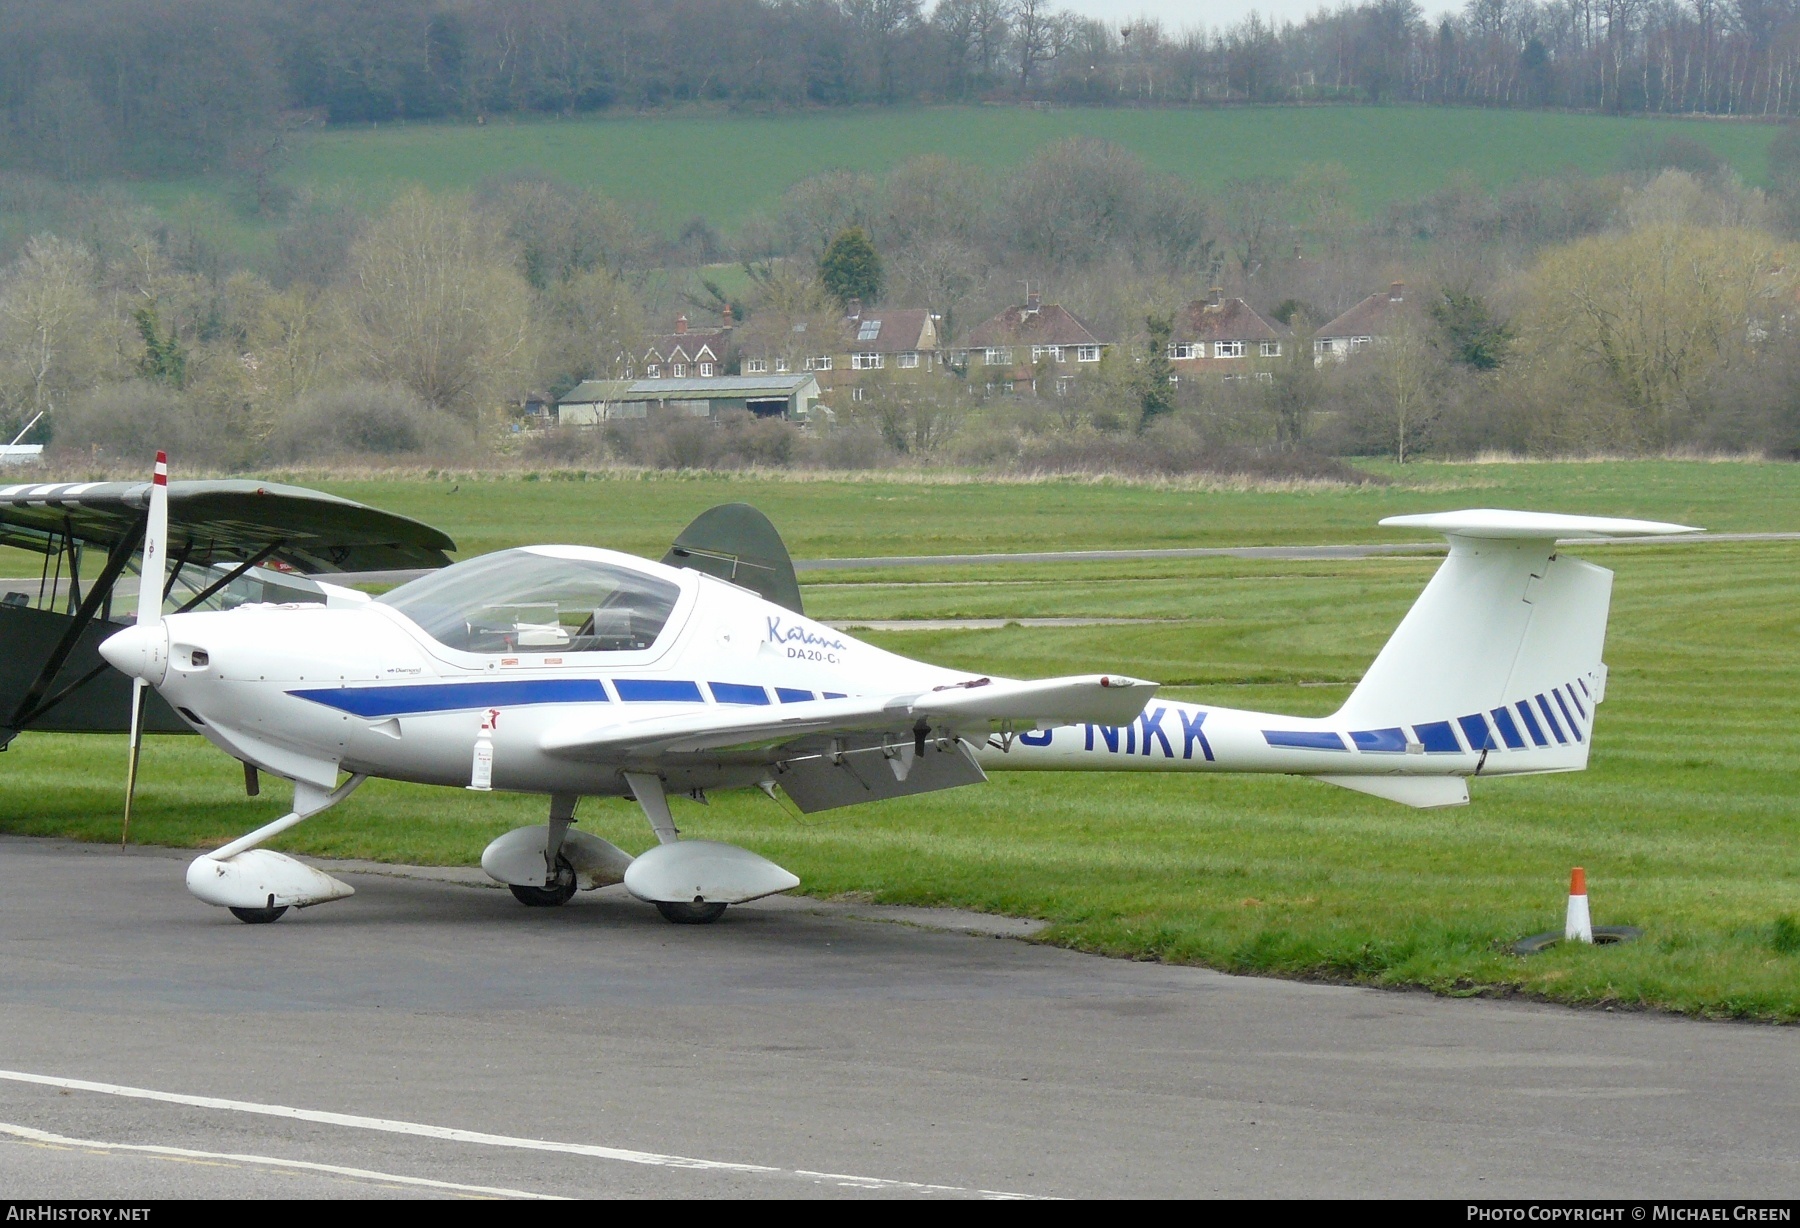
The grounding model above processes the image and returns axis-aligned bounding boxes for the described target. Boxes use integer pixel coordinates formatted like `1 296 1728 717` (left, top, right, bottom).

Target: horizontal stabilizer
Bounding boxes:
1317 774 1469 808
1379 509 1700 541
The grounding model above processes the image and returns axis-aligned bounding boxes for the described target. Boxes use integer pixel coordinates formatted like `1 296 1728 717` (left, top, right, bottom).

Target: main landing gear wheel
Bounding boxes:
229 905 288 924
510 855 577 907
655 900 728 925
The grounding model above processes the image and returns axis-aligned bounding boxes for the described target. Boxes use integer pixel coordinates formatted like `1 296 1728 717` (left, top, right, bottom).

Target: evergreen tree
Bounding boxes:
1139 313 1175 427
1429 290 1513 371
819 227 882 309
134 306 186 388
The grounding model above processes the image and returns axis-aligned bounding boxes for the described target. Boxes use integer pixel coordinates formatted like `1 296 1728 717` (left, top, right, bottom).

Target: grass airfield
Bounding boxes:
2 460 1796 1019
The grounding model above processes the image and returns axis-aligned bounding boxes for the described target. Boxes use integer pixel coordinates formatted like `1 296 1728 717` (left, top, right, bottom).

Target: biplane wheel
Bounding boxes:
229 906 288 924
655 900 728 925
509 856 577 907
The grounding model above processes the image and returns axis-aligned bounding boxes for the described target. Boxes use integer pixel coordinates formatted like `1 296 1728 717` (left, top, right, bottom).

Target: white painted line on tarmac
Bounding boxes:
0 1122 561 1199
0 1069 1041 1199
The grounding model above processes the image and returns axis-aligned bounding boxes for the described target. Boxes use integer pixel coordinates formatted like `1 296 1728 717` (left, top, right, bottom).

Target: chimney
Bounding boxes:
1025 290 1042 312
846 297 861 318
1206 286 1223 310
1389 281 1405 303
722 303 734 326
675 314 689 334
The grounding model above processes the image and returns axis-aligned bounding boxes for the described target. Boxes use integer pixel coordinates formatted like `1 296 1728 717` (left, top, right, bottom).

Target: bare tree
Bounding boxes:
534 265 649 392
337 191 534 422
1372 320 1438 462
0 235 104 430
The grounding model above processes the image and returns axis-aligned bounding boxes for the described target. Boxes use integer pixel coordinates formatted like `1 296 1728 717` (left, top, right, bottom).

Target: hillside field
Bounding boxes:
126 104 1788 235
1 460 1796 1018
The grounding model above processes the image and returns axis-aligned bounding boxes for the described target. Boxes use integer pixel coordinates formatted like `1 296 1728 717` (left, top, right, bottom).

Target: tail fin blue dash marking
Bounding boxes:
1564 684 1587 720
1515 701 1549 746
1553 689 1583 742
1490 707 1526 749
1413 721 1463 753
1535 693 1568 744
1458 714 1498 751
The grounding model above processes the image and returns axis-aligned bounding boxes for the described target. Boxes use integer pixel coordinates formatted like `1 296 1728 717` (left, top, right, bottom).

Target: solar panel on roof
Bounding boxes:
857 320 881 341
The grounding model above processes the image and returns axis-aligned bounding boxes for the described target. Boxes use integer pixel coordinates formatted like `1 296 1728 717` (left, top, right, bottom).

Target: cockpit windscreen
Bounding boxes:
377 550 680 654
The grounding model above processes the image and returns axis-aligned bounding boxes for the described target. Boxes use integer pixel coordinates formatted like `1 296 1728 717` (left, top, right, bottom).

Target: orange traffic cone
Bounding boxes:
1564 866 1593 944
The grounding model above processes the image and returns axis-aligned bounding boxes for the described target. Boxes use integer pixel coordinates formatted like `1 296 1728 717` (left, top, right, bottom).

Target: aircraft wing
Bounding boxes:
539 674 1157 814
540 674 1156 760
0 479 455 573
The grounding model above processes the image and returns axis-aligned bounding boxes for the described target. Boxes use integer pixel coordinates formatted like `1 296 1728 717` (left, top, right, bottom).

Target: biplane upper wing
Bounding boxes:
0 479 454 573
0 478 455 742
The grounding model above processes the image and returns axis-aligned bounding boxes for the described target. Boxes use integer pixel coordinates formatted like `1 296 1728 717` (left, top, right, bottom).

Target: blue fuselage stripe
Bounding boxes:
614 679 705 703
290 679 614 717
1264 730 1348 751
708 682 769 706
1350 728 1408 753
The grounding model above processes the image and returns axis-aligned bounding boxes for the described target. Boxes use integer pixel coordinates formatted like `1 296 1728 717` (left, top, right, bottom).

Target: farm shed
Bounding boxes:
557 375 822 425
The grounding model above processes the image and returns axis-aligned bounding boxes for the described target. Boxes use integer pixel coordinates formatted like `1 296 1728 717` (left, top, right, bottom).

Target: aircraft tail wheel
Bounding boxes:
509 855 577 907
228 906 288 924
655 900 728 925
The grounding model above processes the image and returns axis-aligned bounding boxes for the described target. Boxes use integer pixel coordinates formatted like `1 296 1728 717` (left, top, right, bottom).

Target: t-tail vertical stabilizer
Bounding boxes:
1329 510 1701 788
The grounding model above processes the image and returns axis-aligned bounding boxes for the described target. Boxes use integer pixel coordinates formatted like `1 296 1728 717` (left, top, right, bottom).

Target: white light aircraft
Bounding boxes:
99 453 1699 924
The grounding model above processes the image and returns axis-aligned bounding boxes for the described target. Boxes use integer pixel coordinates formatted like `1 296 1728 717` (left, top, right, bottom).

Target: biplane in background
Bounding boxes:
0 478 456 750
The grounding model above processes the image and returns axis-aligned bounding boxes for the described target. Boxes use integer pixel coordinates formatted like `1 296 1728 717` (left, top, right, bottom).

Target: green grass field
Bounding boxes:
125 105 1786 236
3 460 1796 1018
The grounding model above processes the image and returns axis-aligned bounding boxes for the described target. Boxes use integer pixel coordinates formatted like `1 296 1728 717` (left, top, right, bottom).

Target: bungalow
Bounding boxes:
953 291 1108 395
633 309 735 380
1314 282 1409 361
1169 289 1288 383
557 374 822 424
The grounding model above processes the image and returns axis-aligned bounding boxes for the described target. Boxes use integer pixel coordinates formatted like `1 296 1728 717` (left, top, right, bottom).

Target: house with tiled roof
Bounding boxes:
635 309 735 380
1169 289 1289 383
738 298 941 402
1314 282 1411 361
953 291 1109 394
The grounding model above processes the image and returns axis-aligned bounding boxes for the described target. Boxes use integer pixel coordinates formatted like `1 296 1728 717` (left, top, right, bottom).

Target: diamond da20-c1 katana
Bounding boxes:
98 453 1699 925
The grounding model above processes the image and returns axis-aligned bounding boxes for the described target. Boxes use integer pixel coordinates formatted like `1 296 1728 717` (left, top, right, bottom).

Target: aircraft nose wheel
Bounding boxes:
229 905 288 924
655 900 728 925
509 855 577 907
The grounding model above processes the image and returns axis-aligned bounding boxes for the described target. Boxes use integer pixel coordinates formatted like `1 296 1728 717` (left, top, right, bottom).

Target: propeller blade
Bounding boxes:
122 450 166 847
137 450 168 628
121 678 146 847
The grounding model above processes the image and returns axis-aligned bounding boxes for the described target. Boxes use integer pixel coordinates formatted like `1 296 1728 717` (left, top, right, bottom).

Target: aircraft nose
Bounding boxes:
100 622 169 686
